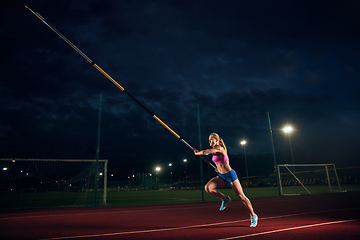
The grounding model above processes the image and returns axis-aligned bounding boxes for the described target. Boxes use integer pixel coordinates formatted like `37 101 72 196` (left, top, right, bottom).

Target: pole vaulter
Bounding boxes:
25 5 216 170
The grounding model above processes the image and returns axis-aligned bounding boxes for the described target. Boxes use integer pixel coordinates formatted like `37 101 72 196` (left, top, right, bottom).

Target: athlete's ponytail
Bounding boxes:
219 137 227 152
209 133 227 152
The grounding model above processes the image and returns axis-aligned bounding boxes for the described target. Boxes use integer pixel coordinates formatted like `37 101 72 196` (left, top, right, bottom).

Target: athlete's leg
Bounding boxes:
205 176 227 200
229 179 255 217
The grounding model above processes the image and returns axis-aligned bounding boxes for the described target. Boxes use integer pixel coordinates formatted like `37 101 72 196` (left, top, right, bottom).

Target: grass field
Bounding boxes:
1 185 359 211
106 187 280 206
106 185 360 207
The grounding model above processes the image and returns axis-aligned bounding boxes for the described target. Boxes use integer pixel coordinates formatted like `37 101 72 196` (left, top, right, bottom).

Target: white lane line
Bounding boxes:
0 204 218 220
217 219 360 240
2 205 359 221
40 219 249 240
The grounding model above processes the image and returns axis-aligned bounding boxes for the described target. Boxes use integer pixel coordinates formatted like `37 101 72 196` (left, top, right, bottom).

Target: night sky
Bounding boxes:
1 0 359 182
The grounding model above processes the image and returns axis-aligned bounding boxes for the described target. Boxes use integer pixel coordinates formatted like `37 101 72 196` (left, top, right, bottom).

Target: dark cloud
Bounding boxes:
1 0 359 180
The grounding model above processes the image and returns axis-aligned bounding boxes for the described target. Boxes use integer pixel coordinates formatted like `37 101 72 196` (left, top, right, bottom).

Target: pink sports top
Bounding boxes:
212 154 229 164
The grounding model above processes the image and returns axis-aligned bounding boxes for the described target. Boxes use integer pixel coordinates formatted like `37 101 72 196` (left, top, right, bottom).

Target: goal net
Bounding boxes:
0 158 107 210
276 164 342 196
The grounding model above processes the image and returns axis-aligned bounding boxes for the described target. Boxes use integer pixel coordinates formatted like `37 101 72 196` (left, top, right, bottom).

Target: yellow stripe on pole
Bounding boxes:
93 64 125 91
153 115 180 139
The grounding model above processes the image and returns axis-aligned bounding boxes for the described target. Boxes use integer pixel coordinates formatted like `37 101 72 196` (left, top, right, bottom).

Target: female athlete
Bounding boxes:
194 132 258 227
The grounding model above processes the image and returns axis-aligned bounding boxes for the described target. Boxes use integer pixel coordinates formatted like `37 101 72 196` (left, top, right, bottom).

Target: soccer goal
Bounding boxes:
277 164 342 196
0 158 107 210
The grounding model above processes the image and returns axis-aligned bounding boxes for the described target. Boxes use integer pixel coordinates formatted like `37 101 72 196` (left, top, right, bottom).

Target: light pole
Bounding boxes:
155 167 161 190
183 159 187 178
283 126 295 172
149 173 153 190
183 159 187 186
240 141 248 185
169 163 172 185
110 174 114 190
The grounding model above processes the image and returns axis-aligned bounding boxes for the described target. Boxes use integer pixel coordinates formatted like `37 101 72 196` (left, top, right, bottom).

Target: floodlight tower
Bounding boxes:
283 126 295 172
183 159 188 187
183 159 187 178
240 141 249 181
169 163 172 185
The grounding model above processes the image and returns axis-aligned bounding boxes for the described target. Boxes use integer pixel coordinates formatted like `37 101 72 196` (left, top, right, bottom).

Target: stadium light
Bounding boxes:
155 167 161 172
2 167 8 171
283 126 293 133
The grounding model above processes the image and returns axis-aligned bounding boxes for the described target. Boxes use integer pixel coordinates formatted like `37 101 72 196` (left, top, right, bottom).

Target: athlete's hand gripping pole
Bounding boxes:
25 5 216 170
181 139 217 169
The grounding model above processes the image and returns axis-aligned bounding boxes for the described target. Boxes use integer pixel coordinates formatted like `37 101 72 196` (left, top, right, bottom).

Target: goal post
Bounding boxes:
277 164 342 196
0 158 108 210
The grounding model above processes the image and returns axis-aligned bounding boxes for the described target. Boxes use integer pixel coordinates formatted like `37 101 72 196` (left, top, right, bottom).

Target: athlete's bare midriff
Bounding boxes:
216 161 232 174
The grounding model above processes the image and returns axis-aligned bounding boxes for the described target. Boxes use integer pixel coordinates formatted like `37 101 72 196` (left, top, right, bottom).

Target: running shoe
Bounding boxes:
219 196 231 211
250 214 258 227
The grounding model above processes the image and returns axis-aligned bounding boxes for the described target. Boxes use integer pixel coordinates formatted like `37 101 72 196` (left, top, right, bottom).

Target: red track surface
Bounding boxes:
1 191 359 240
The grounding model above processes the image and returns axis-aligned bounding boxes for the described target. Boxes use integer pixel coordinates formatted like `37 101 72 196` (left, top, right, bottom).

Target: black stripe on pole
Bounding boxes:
123 90 154 116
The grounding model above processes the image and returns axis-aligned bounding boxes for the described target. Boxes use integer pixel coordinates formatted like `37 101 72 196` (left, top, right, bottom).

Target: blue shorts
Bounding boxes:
218 169 238 183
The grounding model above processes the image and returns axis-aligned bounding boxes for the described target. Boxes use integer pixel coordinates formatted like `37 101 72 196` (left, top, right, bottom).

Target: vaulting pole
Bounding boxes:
25 5 216 169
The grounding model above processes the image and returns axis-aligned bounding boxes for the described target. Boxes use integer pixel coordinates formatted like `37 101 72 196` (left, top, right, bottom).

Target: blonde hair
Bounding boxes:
209 132 227 151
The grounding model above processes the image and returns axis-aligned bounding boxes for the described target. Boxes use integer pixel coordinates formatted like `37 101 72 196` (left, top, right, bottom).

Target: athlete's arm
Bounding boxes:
194 146 222 155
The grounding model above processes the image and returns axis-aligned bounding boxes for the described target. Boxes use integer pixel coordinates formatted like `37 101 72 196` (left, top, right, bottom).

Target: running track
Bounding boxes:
1 191 359 240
